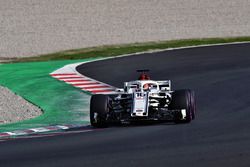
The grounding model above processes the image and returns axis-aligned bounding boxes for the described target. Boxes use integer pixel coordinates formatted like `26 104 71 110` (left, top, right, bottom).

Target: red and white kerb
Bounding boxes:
50 73 116 94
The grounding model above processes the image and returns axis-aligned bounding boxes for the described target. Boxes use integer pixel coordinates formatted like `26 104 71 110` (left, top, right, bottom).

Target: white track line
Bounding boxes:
50 42 250 95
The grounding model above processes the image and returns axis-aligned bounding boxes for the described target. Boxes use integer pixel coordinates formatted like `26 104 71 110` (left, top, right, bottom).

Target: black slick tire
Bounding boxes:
170 89 195 123
90 94 109 128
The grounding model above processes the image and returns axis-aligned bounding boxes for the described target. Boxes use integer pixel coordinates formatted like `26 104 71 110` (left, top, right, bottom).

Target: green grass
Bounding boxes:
0 59 94 132
5 37 250 63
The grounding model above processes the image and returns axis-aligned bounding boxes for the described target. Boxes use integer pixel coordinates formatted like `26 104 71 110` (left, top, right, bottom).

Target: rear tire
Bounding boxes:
170 89 195 123
189 90 196 120
90 94 109 128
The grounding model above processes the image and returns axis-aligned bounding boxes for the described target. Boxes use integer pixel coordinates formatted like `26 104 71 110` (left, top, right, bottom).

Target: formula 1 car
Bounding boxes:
90 70 196 128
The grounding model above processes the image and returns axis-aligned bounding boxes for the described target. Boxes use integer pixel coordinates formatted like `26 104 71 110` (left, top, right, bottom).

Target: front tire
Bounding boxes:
170 89 196 123
90 94 109 128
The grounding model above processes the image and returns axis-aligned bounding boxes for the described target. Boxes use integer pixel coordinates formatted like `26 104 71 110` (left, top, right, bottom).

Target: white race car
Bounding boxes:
90 70 196 128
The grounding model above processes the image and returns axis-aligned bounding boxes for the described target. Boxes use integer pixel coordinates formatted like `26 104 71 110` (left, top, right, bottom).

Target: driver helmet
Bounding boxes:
138 73 150 80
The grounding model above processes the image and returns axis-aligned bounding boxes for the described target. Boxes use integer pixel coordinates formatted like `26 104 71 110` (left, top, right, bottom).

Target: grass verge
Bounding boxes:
4 37 250 63
0 59 94 132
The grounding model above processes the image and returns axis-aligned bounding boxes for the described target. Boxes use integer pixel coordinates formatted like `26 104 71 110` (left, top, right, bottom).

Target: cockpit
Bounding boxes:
143 83 157 91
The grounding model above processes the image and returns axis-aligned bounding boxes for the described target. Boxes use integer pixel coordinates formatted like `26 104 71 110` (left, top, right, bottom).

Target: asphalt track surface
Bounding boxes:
1 43 250 167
